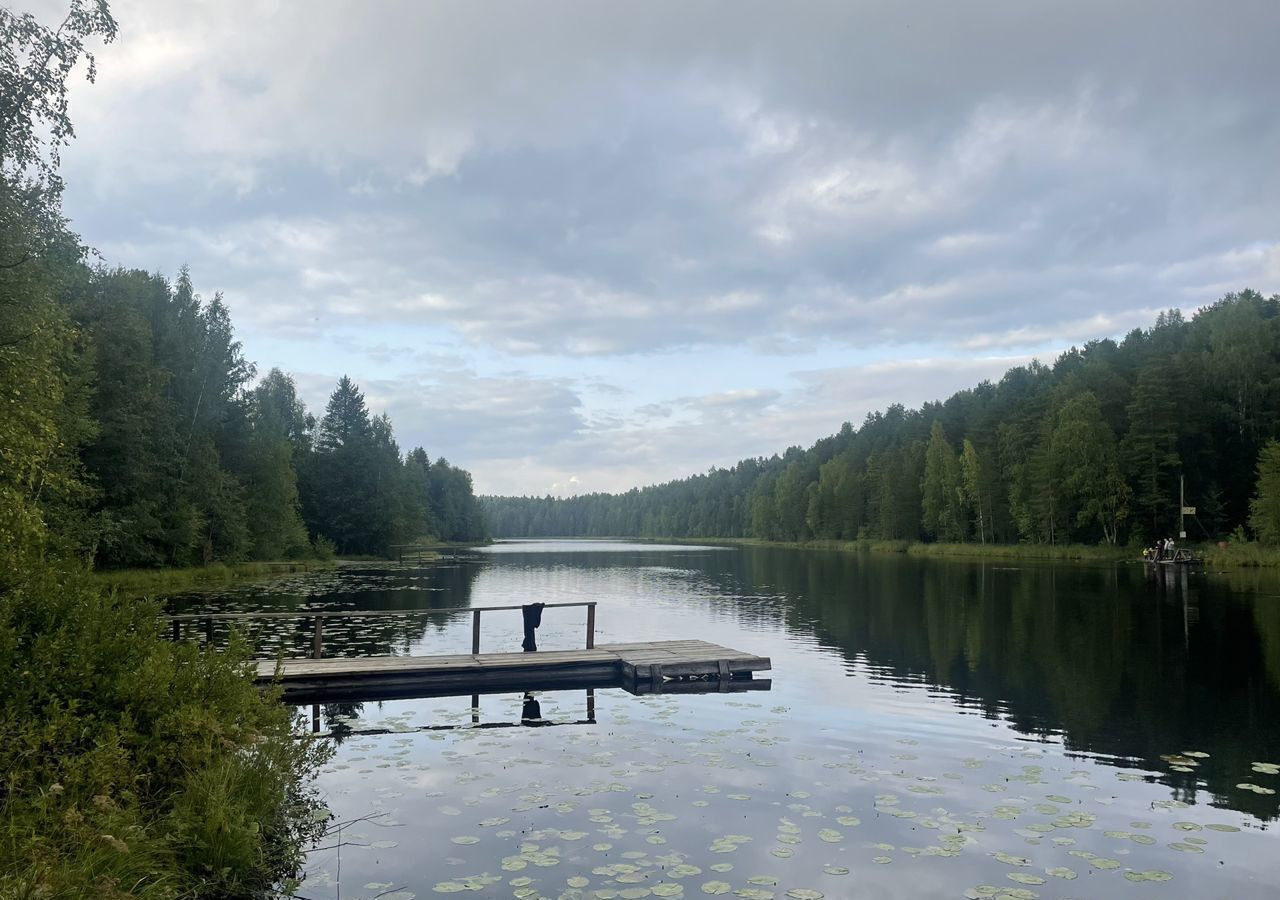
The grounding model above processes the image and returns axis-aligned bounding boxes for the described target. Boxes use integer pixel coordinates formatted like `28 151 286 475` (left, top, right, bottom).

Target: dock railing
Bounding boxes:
162 601 597 659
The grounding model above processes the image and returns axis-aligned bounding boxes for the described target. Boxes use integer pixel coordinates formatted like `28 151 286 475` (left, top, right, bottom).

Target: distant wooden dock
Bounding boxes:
163 603 770 703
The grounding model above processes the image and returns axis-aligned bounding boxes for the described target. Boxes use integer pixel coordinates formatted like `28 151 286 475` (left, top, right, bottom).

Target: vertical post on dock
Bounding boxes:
586 688 595 722
1179 475 1187 540
205 616 213 646
586 603 596 649
312 615 324 659
471 609 481 654
171 619 180 642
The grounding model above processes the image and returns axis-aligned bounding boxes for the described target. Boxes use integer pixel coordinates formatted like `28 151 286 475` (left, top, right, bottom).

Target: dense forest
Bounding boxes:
8 263 486 568
0 3 344 895
486 294 1280 547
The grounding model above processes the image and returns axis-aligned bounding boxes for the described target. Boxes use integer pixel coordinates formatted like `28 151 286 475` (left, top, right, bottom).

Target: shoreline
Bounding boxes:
93 558 338 597
495 535 1280 568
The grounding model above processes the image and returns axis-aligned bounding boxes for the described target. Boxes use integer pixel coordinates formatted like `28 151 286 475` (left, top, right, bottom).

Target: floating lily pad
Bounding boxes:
701 882 732 895
1007 873 1045 885
1125 870 1174 882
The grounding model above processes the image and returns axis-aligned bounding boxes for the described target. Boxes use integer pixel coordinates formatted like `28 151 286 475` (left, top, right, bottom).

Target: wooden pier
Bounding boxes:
255 639 769 701
163 603 771 703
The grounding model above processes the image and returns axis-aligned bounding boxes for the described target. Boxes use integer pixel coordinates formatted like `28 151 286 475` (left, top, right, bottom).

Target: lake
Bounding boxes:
169 540 1280 899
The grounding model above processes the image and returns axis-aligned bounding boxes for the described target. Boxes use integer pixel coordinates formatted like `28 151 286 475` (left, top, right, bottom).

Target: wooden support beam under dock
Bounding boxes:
256 639 769 701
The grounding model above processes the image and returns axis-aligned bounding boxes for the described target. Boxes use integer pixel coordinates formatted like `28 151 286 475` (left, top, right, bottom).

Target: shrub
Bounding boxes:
0 546 330 897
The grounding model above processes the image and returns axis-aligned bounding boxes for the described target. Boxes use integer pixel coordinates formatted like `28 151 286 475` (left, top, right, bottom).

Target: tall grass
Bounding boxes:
1203 542 1280 568
1 549 331 897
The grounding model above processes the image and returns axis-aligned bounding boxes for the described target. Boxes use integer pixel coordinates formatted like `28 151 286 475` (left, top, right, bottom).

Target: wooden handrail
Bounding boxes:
161 601 595 622
163 601 598 659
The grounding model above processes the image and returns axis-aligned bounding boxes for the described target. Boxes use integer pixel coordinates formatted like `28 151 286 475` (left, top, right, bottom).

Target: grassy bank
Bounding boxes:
667 536 1133 562
4 549 332 897
665 535 1280 567
94 558 337 597
1203 543 1280 568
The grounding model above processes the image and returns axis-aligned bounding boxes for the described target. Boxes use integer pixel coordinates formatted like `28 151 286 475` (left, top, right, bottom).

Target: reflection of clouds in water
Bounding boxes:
298 685 1274 900
181 548 1280 897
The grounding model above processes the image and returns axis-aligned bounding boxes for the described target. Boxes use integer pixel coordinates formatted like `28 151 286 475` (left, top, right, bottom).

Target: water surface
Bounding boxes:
170 541 1280 899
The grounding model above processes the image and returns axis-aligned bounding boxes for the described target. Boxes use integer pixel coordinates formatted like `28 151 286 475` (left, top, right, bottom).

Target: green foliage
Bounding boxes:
486 292 1280 547
0 0 117 192
0 550 330 897
1249 440 1280 544
921 421 965 542
300 377 487 555
1 4 343 895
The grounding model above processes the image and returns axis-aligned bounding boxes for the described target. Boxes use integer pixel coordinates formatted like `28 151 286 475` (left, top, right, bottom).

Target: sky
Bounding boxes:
51 0 1280 496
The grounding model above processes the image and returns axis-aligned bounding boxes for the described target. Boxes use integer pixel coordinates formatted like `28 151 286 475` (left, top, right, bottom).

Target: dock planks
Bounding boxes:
257 639 769 701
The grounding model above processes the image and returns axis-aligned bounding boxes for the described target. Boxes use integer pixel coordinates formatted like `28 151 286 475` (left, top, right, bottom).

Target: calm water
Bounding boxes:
171 541 1280 899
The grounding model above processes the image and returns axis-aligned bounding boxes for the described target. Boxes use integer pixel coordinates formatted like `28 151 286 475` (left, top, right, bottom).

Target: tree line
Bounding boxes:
485 293 1280 547
8 259 486 567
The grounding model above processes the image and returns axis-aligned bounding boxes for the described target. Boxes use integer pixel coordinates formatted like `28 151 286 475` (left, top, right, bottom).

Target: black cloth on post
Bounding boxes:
521 602 545 652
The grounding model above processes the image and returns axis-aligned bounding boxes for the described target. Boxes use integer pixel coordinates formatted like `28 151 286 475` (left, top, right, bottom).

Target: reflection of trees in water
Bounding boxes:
319 702 365 744
184 562 485 659
690 548 1280 821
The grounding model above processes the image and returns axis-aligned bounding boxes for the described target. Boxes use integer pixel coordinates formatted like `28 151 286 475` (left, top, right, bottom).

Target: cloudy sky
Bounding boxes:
54 0 1280 495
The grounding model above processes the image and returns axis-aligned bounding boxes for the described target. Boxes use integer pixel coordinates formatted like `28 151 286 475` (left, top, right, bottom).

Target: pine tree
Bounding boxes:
1249 440 1280 544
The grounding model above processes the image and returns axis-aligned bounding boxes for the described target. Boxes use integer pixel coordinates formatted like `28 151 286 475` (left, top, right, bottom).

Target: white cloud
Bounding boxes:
47 0 1280 494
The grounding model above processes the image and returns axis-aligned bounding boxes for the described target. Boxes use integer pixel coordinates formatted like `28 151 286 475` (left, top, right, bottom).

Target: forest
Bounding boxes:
485 293 1280 548
8 265 487 568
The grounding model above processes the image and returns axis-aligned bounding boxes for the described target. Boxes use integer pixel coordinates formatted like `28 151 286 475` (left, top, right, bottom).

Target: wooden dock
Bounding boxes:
255 639 770 701
163 603 770 703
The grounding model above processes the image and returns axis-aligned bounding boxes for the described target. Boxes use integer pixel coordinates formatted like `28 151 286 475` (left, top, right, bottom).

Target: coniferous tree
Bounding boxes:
1250 441 1280 544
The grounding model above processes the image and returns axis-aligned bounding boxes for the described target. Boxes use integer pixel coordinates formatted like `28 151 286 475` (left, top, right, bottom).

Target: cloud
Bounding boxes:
290 353 1039 497
58 0 1279 362
47 0 1280 494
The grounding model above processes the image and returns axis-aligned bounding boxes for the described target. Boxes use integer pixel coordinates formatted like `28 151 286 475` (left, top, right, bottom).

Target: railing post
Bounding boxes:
171 619 180 642
472 609 481 654
312 615 324 659
205 616 213 646
586 603 596 649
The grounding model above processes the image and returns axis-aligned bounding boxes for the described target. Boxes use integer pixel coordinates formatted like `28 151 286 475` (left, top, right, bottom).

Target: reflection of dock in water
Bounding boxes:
256 640 770 703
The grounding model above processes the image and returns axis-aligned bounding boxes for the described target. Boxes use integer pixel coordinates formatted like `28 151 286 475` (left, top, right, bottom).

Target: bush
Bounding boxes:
0 547 330 897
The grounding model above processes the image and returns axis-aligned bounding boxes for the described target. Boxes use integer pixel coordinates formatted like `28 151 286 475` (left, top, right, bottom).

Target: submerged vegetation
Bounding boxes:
94 559 337 598
486 296 1280 557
